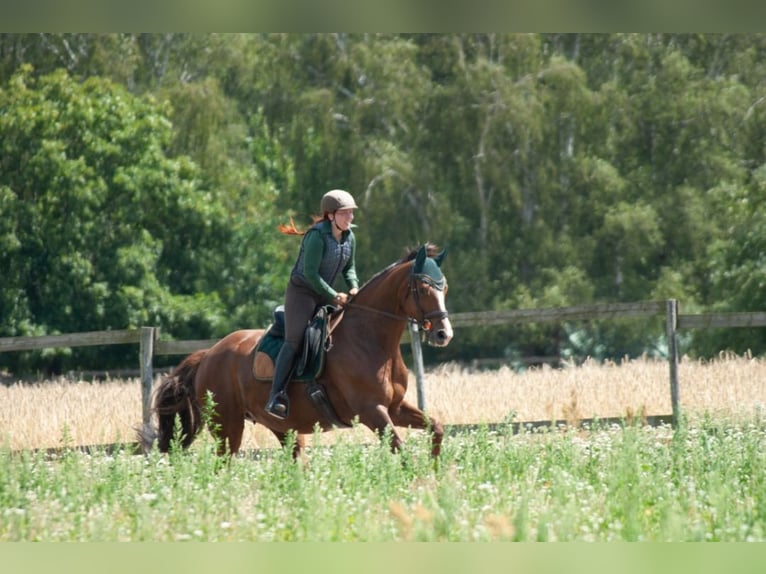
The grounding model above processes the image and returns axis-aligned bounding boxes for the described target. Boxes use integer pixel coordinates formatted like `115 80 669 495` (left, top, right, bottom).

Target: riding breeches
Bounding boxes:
283 276 327 349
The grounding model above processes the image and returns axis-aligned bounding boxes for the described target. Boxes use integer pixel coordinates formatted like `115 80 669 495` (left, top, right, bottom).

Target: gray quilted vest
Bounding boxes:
292 222 353 287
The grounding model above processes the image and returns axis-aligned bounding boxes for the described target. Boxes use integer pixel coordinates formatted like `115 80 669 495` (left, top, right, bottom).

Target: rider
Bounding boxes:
265 189 360 419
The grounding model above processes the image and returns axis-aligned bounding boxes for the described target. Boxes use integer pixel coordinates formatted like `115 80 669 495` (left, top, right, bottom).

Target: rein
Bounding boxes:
345 301 408 323
343 274 449 333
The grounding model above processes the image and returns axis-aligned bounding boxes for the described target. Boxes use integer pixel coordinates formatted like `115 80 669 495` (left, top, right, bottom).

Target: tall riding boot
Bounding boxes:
265 343 297 420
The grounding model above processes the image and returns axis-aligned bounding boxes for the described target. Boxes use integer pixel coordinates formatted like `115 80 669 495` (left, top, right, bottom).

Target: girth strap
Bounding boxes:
305 380 350 429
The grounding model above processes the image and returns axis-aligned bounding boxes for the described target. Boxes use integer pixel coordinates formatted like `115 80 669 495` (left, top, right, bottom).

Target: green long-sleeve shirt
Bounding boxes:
293 220 358 301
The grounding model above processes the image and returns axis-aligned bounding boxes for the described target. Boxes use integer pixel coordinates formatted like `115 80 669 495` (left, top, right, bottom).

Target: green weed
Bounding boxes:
1 415 765 541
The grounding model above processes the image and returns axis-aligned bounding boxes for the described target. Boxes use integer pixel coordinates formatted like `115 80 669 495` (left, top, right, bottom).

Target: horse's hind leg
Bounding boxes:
221 420 245 456
390 400 444 458
210 413 244 456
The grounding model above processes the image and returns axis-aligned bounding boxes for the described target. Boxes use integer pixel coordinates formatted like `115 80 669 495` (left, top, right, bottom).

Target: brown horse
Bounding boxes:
146 244 453 458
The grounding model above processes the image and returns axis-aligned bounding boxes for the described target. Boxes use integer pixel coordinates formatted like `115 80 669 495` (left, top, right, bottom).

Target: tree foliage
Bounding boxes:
3 33 766 372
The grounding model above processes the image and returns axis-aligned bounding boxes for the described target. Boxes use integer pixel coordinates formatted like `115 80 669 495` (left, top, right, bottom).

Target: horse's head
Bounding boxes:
408 245 453 347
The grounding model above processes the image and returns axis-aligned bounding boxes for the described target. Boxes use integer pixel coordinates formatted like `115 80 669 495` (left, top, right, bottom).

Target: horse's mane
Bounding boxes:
356 243 442 293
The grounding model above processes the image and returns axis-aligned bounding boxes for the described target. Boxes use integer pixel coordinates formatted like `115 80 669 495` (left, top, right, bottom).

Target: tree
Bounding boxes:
5 34 766 371
0 34 141 86
0 66 232 371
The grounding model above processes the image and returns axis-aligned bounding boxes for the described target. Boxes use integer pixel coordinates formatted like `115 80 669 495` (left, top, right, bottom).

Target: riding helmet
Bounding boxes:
321 189 358 213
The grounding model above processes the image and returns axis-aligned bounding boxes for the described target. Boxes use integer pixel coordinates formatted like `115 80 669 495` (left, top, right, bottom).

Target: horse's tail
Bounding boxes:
142 349 207 453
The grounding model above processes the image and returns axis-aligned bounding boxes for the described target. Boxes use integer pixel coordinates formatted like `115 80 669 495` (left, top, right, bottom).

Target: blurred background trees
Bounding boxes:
3 33 766 373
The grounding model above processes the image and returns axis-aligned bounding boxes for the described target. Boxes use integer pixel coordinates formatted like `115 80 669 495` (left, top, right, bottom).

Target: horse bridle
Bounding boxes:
344 272 449 333
409 272 449 332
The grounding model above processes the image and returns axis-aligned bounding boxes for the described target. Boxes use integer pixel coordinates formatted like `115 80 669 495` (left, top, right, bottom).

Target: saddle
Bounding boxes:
253 305 333 383
253 305 348 428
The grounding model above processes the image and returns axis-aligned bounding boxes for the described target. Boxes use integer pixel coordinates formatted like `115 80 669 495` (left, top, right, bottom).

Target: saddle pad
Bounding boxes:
257 331 282 362
252 330 324 383
253 351 276 382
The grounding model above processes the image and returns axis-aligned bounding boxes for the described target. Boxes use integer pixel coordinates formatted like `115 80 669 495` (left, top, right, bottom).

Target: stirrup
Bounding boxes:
265 394 289 420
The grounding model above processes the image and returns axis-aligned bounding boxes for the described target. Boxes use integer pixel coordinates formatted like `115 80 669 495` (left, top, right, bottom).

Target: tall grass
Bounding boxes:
1 355 765 541
1 415 765 541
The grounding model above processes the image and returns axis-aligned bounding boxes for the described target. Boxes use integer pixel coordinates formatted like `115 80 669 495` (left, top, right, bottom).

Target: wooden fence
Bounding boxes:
3 298 766 431
452 300 681 424
0 327 221 430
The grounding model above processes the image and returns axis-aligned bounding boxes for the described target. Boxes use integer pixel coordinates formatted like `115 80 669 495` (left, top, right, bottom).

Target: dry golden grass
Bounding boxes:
1 354 764 451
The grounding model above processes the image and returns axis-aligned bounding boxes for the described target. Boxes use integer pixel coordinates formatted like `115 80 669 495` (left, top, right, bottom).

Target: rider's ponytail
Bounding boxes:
278 214 325 236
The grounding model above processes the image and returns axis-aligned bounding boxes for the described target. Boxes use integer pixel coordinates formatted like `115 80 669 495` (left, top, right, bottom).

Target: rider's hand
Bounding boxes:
335 292 349 305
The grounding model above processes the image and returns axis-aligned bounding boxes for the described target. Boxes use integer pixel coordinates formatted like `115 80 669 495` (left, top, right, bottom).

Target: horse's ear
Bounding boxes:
414 244 427 273
433 247 448 267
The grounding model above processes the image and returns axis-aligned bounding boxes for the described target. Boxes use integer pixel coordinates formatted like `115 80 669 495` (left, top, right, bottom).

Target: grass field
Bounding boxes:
1 355 765 542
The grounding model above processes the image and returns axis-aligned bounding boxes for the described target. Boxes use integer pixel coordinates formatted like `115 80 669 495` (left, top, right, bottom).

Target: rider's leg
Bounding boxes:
265 341 297 419
264 278 320 420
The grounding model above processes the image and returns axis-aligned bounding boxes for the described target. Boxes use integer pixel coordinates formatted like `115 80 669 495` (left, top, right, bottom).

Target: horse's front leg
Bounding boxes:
271 429 306 459
359 404 405 453
390 400 444 458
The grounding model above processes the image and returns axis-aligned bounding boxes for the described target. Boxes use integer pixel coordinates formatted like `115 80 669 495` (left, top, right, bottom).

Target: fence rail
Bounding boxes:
2 299 765 434
0 329 142 352
154 339 219 355
449 300 667 327
678 312 766 329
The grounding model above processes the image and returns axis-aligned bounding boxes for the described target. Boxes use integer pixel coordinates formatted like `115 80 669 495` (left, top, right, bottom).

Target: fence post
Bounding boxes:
139 327 155 428
409 321 427 411
665 299 681 428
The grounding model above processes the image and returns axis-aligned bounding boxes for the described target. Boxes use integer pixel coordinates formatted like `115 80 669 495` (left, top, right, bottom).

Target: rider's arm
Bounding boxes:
342 231 359 291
